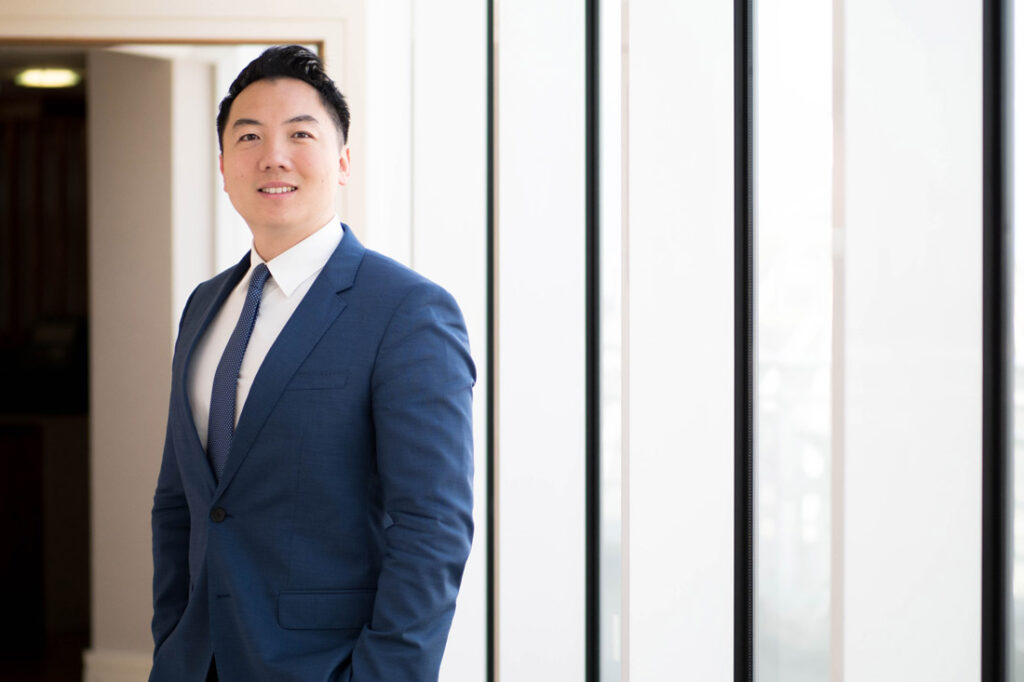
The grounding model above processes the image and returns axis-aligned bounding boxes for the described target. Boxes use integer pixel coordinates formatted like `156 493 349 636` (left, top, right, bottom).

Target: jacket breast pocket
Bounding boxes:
285 369 350 392
277 589 375 630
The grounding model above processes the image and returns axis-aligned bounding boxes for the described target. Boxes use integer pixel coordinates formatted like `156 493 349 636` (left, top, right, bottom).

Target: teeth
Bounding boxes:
261 186 296 194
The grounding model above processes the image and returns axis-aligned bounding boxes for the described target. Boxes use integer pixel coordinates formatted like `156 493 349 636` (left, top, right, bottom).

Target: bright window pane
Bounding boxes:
755 1 833 680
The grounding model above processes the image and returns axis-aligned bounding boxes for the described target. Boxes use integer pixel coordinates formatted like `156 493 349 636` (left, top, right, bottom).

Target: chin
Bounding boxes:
249 214 299 231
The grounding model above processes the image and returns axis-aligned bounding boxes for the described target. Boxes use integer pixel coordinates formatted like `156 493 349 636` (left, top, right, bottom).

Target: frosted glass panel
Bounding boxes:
754 1 833 680
496 2 587 679
627 2 735 679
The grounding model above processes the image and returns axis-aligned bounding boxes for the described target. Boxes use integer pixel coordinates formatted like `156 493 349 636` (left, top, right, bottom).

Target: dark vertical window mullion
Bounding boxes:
734 0 755 680
982 0 1013 680
585 1 601 681
486 1 497 680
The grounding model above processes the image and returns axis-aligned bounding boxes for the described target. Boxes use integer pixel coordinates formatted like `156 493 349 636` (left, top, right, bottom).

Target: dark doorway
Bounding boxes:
0 47 90 682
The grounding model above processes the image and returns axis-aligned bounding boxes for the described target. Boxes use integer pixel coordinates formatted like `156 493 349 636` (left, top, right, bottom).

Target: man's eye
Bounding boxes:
239 133 259 142
293 131 312 139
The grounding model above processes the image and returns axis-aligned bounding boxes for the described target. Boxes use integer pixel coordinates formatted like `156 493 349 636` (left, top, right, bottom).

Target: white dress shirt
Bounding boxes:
188 217 343 449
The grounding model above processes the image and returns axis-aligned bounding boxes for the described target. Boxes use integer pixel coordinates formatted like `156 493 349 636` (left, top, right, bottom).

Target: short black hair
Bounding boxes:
216 45 350 151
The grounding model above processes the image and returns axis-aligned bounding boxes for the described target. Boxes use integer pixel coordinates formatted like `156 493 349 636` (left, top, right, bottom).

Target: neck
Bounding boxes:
250 218 330 261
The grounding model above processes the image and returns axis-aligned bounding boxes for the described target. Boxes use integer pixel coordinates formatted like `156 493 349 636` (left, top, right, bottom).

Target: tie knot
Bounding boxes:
250 263 270 291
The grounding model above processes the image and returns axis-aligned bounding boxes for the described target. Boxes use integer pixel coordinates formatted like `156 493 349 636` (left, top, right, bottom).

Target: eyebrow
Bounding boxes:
285 115 320 125
231 115 321 128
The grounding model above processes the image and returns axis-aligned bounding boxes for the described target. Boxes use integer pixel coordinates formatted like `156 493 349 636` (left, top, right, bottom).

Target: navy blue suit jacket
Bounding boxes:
149 224 475 681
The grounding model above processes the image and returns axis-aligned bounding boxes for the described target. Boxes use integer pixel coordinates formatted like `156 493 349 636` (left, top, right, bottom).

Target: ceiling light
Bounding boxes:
15 67 81 88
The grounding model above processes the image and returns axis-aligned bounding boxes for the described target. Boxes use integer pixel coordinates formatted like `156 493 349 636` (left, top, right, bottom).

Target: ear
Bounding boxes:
219 154 226 191
337 146 351 187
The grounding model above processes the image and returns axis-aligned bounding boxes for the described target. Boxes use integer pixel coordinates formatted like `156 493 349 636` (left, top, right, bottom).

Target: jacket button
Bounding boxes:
210 507 227 523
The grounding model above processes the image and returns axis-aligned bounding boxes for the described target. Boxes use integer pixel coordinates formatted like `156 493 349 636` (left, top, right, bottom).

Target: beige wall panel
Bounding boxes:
88 48 174 655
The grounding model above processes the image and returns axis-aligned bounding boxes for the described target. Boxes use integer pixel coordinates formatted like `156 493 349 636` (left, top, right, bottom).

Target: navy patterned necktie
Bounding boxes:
207 263 271 481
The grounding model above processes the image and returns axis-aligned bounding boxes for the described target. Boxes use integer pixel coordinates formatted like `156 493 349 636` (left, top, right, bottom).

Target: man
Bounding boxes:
149 45 475 682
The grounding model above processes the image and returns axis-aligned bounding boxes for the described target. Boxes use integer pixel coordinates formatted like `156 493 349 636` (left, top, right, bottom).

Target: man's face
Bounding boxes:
219 77 350 250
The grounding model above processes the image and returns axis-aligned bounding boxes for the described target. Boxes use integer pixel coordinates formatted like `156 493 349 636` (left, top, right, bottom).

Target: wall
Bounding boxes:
87 49 175 662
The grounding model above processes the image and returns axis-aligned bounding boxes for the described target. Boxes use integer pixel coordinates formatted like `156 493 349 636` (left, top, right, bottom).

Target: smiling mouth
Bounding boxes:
260 186 297 194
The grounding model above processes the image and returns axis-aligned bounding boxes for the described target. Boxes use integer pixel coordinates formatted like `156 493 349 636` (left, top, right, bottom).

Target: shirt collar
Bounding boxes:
249 216 343 297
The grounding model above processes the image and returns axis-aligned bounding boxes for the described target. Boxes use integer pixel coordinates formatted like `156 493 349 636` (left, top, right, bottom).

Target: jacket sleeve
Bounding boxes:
150 291 197 656
350 281 476 681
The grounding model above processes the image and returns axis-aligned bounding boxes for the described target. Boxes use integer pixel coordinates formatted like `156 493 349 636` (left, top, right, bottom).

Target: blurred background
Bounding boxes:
0 1 1012 681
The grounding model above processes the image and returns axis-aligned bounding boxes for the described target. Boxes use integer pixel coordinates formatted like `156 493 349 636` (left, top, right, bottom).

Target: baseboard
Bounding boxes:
83 649 152 682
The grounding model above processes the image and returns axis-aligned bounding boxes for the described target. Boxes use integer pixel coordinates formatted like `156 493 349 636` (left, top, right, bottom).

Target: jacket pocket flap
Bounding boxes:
278 589 375 630
286 369 350 391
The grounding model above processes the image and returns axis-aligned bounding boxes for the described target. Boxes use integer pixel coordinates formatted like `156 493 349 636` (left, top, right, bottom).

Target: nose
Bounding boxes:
259 136 291 171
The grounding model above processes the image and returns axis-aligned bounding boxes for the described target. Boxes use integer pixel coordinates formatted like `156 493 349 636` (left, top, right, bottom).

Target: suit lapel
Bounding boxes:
215 224 365 495
173 253 251 496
